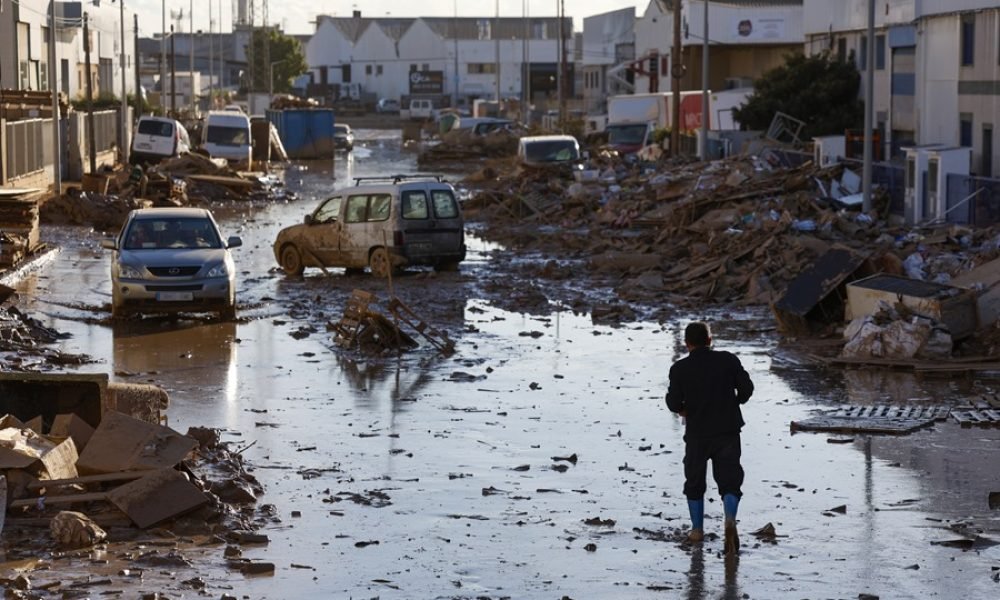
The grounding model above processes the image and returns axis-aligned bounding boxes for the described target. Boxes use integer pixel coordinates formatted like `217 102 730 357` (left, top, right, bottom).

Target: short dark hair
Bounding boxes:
685 322 711 348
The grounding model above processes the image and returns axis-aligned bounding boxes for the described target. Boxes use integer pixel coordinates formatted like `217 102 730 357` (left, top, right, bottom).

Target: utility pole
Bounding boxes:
494 0 500 104
452 1 459 108
120 0 129 164
209 0 214 105
557 0 565 126
189 0 194 113
862 0 875 212
219 0 225 92
49 0 61 193
559 0 573 131
170 25 177 116
135 14 142 120
671 0 682 156
160 0 166 110
524 0 531 124
699 0 709 160
84 13 97 174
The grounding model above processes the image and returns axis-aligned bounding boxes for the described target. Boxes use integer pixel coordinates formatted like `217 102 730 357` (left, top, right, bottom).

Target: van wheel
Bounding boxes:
280 245 305 276
434 261 460 272
369 248 393 278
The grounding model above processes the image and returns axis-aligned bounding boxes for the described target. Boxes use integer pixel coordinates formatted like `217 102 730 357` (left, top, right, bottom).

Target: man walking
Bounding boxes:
665 321 753 554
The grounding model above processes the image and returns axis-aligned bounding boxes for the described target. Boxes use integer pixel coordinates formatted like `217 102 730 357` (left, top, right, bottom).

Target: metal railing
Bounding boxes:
5 118 51 180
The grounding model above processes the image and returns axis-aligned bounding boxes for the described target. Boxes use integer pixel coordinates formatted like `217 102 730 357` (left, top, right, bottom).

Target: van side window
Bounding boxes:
315 197 342 223
369 194 391 221
432 190 458 219
401 191 429 219
345 196 368 223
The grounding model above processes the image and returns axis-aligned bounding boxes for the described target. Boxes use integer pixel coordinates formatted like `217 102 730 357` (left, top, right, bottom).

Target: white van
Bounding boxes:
409 99 434 121
130 116 191 165
202 111 252 166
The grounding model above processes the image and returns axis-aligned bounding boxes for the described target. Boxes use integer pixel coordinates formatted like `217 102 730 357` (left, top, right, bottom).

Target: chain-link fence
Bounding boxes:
945 174 1000 227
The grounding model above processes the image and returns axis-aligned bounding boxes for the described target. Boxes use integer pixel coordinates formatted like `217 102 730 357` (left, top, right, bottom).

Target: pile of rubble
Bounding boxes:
41 154 283 230
0 381 271 583
463 146 1000 360
418 128 520 167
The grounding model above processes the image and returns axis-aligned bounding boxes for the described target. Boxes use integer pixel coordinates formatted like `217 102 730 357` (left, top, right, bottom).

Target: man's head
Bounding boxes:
684 321 712 350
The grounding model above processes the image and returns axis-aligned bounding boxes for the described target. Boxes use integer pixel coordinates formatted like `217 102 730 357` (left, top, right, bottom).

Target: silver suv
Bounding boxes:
101 208 242 320
273 175 465 277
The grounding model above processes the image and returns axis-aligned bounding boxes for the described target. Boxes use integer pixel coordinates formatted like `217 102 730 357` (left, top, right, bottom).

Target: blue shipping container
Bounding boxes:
265 109 335 159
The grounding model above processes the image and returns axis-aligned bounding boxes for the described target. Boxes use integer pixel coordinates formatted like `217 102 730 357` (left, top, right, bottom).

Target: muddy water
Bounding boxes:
3 131 999 598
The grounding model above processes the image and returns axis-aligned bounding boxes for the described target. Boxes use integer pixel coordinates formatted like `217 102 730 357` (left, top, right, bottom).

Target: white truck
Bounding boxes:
604 93 671 154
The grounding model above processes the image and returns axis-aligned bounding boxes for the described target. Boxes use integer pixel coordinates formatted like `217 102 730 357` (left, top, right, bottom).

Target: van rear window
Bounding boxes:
401 192 429 219
206 125 248 146
138 120 173 137
432 191 458 219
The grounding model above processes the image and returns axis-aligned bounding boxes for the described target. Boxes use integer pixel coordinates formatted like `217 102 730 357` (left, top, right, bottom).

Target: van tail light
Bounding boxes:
393 230 405 246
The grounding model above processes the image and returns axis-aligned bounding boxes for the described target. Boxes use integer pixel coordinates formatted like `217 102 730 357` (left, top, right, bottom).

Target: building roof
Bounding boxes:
315 15 571 41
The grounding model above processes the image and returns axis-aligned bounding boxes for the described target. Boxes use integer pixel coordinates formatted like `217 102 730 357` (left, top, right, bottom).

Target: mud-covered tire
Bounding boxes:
369 247 392 278
280 244 305 276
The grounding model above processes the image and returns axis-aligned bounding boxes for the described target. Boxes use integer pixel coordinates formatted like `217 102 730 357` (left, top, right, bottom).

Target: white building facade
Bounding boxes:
306 14 571 108
581 8 635 114
804 0 1000 176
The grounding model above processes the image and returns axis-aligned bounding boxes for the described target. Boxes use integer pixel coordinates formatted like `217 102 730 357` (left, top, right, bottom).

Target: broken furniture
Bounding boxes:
331 289 452 355
772 248 875 334
845 274 978 340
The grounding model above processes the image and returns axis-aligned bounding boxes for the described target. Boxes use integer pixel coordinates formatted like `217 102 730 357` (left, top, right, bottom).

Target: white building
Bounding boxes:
581 8 635 114
0 0 138 100
634 0 803 95
805 0 999 176
306 13 571 108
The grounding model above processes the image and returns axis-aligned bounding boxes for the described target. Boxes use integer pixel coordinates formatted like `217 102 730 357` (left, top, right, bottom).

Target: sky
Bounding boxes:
129 0 650 37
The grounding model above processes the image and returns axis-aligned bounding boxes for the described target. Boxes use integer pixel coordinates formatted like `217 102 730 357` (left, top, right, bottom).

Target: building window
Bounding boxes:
468 63 496 74
859 35 867 70
410 64 417 72
477 19 492 40
875 35 885 70
39 62 48 91
365 64 372 75
376 65 383 76
837 38 847 63
960 114 973 147
961 13 975 66
422 63 429 71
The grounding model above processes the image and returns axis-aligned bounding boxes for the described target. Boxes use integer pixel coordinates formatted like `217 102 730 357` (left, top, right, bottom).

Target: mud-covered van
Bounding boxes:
272 175 465 277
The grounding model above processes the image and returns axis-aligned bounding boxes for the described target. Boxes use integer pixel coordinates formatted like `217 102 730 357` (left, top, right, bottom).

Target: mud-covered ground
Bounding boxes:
1 130 998 598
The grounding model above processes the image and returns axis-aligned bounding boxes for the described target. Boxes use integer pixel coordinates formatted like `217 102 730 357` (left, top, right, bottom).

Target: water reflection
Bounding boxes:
335 354 437 407
112 319 238 405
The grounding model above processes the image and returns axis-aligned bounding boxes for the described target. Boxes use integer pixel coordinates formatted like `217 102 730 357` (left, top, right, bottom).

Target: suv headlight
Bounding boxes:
206 263 229 278
118 264 144 279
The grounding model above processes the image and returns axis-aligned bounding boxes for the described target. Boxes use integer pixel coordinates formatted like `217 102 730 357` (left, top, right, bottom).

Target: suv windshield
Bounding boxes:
523 140 579 163
206 125 248 146
124 217 222 250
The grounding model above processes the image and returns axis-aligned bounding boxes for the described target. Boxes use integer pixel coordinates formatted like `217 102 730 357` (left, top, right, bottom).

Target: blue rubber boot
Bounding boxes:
723 494 740 555
687 499 705 543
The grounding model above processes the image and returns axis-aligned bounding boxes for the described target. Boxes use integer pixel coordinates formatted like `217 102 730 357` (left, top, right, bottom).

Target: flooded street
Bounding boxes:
3 130 999 598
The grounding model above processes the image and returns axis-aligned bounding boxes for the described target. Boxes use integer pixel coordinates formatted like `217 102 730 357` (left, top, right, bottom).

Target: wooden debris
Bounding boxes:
76 411 197 475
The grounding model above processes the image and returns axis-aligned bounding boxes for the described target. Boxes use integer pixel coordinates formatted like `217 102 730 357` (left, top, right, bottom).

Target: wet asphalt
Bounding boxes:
1 130 998 599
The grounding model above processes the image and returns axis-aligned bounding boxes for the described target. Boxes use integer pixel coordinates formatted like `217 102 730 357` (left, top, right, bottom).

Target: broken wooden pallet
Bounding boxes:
332 289 377 349
950 409 1000 428
791 405 950 435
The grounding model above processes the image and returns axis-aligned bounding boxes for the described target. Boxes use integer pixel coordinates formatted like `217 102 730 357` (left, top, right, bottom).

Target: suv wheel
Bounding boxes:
280 244 305 276
369 247 394 278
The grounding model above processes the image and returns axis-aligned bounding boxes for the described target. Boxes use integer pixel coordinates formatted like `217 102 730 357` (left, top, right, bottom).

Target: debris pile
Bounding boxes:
418 127 520 167
462 150 1000 333
329 289 454 356
0 189 43 267
41 155 285 230
0 406 266 575
841 301 953 360
269 94 320 110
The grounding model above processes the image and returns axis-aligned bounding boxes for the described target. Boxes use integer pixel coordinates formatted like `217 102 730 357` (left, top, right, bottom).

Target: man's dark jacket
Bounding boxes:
665 346 753 437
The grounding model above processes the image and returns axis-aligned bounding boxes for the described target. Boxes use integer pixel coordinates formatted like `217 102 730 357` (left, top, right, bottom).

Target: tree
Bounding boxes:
244 28 307 94
733 52 864 140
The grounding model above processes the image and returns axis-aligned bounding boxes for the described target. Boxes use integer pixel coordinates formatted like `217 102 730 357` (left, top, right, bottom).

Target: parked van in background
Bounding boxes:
130 116 191 165
202 111 252 166
409 99 434 121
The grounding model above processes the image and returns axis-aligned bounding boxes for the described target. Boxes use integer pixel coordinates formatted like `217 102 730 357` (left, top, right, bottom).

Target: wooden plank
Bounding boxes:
107 468 209 529
9 491 109 508
28 471 146 490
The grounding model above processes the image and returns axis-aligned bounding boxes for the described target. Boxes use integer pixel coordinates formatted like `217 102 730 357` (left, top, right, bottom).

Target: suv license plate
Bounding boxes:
157 292 194 302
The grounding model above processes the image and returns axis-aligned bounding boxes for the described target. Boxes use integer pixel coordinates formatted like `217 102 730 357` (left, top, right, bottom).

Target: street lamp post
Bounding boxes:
120 0 129 164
